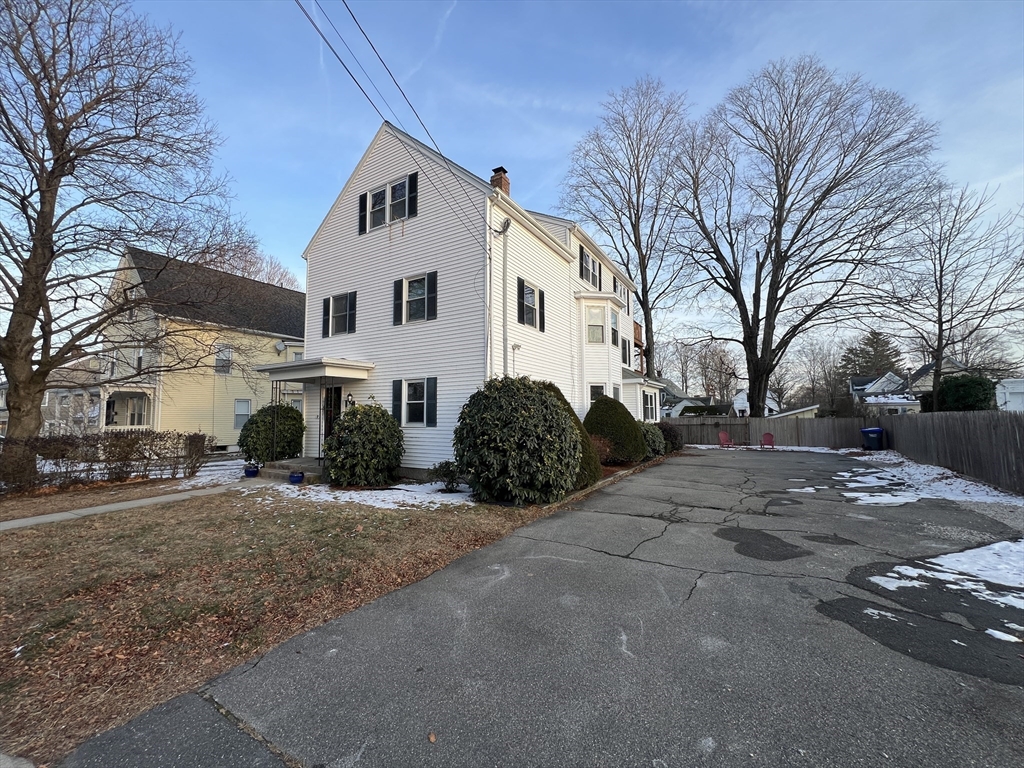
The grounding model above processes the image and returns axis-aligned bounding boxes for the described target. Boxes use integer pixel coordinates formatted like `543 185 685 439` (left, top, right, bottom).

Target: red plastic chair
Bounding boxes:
718 431 736 448
760 432 775 449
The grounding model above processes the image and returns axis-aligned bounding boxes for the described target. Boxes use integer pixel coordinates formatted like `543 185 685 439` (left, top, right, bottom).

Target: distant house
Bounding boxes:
996 379 1024 412
768 405 819 419
731 389 781 417
861 394 921 415
849 369 920 414
0 250 307 448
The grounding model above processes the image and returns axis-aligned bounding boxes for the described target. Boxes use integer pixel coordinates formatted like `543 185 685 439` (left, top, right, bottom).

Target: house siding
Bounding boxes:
302 127 489 466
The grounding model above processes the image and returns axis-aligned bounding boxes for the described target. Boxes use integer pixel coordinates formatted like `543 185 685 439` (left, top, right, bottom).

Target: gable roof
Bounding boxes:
127 248 305 339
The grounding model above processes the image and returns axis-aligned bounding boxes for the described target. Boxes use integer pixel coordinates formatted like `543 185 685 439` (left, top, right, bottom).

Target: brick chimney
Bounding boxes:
490 166 510 195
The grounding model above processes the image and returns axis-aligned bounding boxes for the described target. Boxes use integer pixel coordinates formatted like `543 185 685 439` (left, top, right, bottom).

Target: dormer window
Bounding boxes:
359 173 419 234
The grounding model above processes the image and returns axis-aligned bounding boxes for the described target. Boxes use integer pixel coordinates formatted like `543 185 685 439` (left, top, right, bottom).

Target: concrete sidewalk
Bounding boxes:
0 479 272 532
56 450 1024 768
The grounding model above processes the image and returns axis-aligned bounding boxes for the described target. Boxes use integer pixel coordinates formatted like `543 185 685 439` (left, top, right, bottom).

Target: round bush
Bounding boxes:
238 403 305 466
538 380 602 491
323 402 404 487
637 420 666 459
583 395 647 464
656 421 686 452
453 376 581 505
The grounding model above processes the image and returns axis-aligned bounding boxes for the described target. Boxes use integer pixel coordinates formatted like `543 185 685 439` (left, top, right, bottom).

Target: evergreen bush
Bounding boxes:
583 395 647 464
637 420 667 459
453 376 581 505
428 460 463 493
656 421 686 452
537 380 602 490
238 403 305 466
323 402 404 487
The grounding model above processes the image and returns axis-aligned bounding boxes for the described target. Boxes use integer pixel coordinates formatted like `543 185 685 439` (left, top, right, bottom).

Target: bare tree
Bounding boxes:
674 56 937 416
561 77 690 375
885 185 1024 404
789 333 851 413
227 246 302 290
0 0 246 480
694 340 741 402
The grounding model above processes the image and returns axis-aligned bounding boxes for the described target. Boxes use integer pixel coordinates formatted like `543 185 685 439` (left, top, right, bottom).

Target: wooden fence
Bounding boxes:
663 411 1024 496
879 411 1024 496
662 416 879 449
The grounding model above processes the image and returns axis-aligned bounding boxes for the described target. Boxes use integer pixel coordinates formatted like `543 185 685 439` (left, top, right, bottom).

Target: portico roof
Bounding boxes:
254 357 375 383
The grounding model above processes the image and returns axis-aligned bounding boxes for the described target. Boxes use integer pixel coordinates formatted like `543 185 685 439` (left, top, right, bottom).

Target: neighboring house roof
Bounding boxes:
651 376 687 400
127 248 305 339
767 405 820 418
863 394 919 405
849 375 878 393
621 368 665 388
909 359 967 388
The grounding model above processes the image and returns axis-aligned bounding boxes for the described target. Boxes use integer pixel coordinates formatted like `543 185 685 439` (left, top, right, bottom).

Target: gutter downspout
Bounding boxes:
502 219 509 376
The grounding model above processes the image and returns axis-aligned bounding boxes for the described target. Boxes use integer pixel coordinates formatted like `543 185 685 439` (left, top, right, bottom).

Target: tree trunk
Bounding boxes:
0 375 46 484
643 304 656 378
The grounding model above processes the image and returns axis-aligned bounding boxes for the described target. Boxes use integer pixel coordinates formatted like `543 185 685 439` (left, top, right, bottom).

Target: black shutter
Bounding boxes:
516 277 525 325
579 245 585 280
392 379 402 422
358 193 367 235
407 172 418 218
322 297 331 337
538 290 545 333
426 270 437 321
393 280 404 325
598 262 602 291
426 377 437 427
347 291 357 334
613 276 618 293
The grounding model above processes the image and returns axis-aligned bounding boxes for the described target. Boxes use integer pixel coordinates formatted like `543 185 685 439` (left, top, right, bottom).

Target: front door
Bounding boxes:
323 385 343 444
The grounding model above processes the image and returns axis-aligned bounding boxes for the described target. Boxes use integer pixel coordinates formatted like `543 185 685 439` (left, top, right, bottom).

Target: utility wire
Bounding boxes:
340 0 490 218
292 0 487 250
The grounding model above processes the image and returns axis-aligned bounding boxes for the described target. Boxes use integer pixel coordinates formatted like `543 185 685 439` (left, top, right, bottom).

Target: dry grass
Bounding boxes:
0 477 193 523
0 486 552 766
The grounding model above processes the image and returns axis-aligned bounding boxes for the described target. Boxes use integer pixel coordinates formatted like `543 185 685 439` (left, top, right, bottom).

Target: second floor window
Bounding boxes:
394 271 437 325
517 278 545 331
214 346 232 374
611 312 619 346
579 246 601 289
587 306 604 344
621 337 630 365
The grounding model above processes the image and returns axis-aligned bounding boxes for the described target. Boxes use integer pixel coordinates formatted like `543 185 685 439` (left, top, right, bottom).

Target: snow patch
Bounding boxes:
869 575 927 591
270 481 475 510
985 628 1023 643
927 540 1024 589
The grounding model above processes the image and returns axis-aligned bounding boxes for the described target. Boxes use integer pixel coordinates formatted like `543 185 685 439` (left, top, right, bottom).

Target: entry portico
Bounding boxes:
256 357 375 459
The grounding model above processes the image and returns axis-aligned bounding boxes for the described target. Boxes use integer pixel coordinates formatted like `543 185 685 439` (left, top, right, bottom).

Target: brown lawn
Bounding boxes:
0 477 210 523
0 486 554 766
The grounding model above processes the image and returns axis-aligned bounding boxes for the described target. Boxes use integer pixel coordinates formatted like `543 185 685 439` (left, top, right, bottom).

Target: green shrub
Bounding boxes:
537 381 602 491
637 420 667 459
428 460 463 493
656 421 686 452
323 402 404 487
238 403 305 466
920 375 996 412
583 395 647 464
453 376 581 505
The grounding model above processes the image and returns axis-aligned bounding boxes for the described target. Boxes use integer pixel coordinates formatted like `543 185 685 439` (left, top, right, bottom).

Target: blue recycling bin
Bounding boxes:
861 427 884 450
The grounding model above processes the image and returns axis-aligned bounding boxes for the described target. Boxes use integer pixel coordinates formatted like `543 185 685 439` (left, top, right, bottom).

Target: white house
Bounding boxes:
731 389 781 417
996 379 1024 412
259 122 661 474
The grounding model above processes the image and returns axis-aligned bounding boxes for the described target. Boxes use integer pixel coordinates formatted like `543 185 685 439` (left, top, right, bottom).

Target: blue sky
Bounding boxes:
138 0 1024 287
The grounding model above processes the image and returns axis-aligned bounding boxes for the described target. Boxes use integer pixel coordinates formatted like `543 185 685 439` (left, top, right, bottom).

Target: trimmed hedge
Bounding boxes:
238 403 305 466
637 420 666 459
453 376 581 505
538 380 602 491
655 421 686 452
323 402 404 487
583 395 647 464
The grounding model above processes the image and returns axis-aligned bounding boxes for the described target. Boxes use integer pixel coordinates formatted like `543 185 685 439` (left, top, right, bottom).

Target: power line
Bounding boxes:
291 0 487 250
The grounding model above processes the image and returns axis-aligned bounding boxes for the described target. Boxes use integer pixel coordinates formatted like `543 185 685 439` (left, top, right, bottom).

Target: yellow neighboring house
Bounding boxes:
100 249 305 451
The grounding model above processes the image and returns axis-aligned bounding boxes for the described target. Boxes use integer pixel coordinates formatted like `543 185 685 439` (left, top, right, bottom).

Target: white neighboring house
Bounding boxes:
731 389 781 417
996 379 1024 412
862 393 921 415
258 122 662 474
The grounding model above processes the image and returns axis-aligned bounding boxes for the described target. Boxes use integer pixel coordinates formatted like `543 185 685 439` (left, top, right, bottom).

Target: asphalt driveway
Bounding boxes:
64 450 1024 767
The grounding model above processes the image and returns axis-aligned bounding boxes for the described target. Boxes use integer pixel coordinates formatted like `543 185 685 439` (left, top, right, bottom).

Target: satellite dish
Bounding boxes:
274 341 287 353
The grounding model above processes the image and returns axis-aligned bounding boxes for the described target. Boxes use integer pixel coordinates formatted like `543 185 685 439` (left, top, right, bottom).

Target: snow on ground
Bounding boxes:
264 481 475 510
928 540 1024 589
174 459 247 489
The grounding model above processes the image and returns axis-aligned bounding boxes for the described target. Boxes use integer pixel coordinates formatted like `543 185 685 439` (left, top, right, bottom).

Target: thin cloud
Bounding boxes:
404 0 457 82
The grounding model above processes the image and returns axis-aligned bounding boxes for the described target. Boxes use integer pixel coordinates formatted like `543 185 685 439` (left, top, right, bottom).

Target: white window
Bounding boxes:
580 248 601 289
621 337 630 366
587 306 604 344
214 345 232 375
234 399 251 429
292 351 303 361
613 276 629 309
290 398 303 412
643 392 657 421
522 282 537 327
128 396 147 426
370 186 387 229
332 293 353 335
134 347 144 374
589 384 605 403
390 177 408 221
406 380 425 425
370 175 413 230
406 275 427 322
613 385 621 402
610 312 619 346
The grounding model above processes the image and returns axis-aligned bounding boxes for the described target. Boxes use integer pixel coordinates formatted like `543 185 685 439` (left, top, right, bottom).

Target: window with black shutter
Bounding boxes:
361 173 419 232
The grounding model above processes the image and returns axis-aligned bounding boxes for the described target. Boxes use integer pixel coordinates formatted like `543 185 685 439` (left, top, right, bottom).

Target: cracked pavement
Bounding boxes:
62 450 1024 767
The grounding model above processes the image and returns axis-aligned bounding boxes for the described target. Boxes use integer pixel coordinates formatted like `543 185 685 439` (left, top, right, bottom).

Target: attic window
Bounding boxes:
359 173 419 234
579 246 601 289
